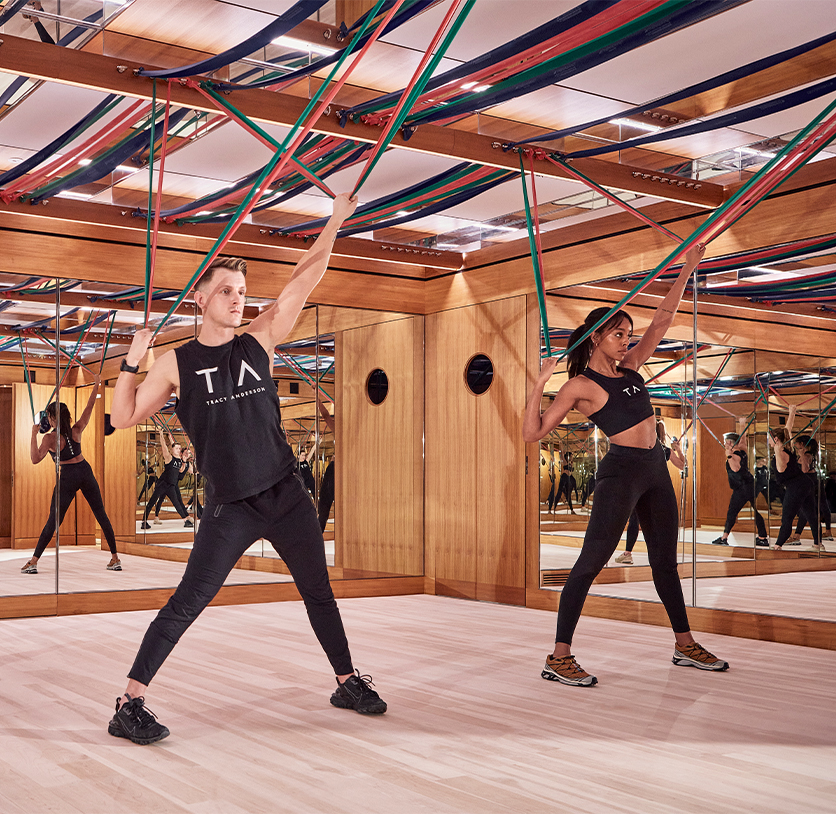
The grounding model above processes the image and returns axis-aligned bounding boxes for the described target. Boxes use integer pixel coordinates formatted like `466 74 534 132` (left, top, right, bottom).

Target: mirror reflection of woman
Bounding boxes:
768 417 822 551
22 377 121 574
770 405 827 550
524 243 729 686
790 428 833 544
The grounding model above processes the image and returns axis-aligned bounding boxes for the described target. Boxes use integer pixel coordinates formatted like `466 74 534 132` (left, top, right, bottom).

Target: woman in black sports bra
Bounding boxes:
524 243 729 686
22 377 120 574
768 414 821 551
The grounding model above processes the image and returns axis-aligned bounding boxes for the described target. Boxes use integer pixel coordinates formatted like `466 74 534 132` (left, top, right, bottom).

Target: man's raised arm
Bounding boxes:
248 193 357 350
111 328 177 429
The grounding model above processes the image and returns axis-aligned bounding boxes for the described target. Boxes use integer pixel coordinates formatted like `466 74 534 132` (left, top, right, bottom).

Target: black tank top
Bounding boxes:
160 456 182 485
580 366 655 437
726 449 754 489
175 333 295 503
775 450 804 485
49 431 80 463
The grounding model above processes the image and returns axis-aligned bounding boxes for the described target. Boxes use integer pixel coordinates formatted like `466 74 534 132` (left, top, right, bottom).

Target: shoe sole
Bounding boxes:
541 666 598 686
329 696 387 714
672 655 729 671
107 565 122 571
21 569 37 574
107 722 170 745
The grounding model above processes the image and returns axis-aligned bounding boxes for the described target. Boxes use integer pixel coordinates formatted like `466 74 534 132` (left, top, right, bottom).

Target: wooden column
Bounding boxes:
337 316 424 576
426 297 528 604
0 387 12 547
12 382 56 549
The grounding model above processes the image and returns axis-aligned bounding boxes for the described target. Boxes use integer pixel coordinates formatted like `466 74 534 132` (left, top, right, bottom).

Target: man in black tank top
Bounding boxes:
108 193 386 745
712 423 768 546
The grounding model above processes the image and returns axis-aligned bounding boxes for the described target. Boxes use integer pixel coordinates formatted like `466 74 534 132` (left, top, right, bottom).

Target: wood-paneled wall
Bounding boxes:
337 316 424 575
0 387 11 545
426 297 528 604
12 382 56 548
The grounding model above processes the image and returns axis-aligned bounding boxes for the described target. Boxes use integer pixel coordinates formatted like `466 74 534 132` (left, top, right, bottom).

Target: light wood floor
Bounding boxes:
1 595 834 813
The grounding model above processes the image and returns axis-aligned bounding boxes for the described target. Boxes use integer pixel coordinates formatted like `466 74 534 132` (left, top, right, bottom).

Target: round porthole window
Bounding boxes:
366 368 389 405
465 353 493 395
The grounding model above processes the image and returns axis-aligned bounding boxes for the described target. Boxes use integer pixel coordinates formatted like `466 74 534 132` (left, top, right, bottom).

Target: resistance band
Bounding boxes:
556 94 836 365
349 0 475 196
150 0 401 338
519 151 551 357
17 332 36 422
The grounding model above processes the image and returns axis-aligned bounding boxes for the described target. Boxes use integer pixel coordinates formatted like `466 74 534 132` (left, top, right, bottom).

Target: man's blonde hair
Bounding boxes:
195 256 247 291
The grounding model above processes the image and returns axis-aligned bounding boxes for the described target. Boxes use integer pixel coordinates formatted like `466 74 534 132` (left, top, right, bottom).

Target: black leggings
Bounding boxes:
775 475 820 547
555 473 574 512
318 460 335 532
129 470 352 685
724 485 767 538
795 477 831 535
138 474 156 502
34 460 117 558
143 480 189 521
556 443 690 645
546 478 555 510
625 510 639 552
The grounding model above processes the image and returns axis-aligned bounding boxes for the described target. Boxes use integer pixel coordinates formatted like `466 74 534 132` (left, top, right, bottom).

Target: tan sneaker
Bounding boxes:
541 654 598 686
614 552 633 564
672 642 729 671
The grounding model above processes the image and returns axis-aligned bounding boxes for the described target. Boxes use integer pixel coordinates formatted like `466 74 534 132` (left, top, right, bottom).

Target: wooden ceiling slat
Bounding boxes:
0 35 724 208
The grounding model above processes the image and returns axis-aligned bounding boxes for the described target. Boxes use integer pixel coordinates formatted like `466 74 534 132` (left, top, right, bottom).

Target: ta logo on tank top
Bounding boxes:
622 384 642 396
196 361 266 405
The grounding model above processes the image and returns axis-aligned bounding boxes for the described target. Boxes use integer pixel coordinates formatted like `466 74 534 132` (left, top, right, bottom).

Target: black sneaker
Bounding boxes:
184 519 194 528
330 671 387 714
710 536 729 545
107 694 170 745
140 521 151 529
755 537 769 547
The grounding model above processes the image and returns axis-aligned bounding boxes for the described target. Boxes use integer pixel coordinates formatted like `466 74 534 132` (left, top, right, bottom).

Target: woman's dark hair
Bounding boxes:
769 427 790 449
797 435 818 456
46 401 73 440
566 307 633 378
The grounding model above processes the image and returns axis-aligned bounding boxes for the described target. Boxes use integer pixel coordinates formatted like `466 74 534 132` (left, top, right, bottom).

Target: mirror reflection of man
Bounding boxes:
140 431 192 529
108 193 386 746
316 392 336 532
298 445 316 497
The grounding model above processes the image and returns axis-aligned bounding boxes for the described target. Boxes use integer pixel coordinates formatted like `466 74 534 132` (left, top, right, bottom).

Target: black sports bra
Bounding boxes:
580 366 655 437
49 432 81 463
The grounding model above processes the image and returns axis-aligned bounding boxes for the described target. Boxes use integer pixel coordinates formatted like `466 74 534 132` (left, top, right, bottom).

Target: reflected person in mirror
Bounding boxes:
316 392 336 532
140 431 192 529
524 243 730 686
108 193 386 746
23 376 121 574
768 408 822 551
711 417 769 547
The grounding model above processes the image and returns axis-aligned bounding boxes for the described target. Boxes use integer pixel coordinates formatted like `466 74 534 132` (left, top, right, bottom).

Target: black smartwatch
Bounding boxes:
120 359 140 374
